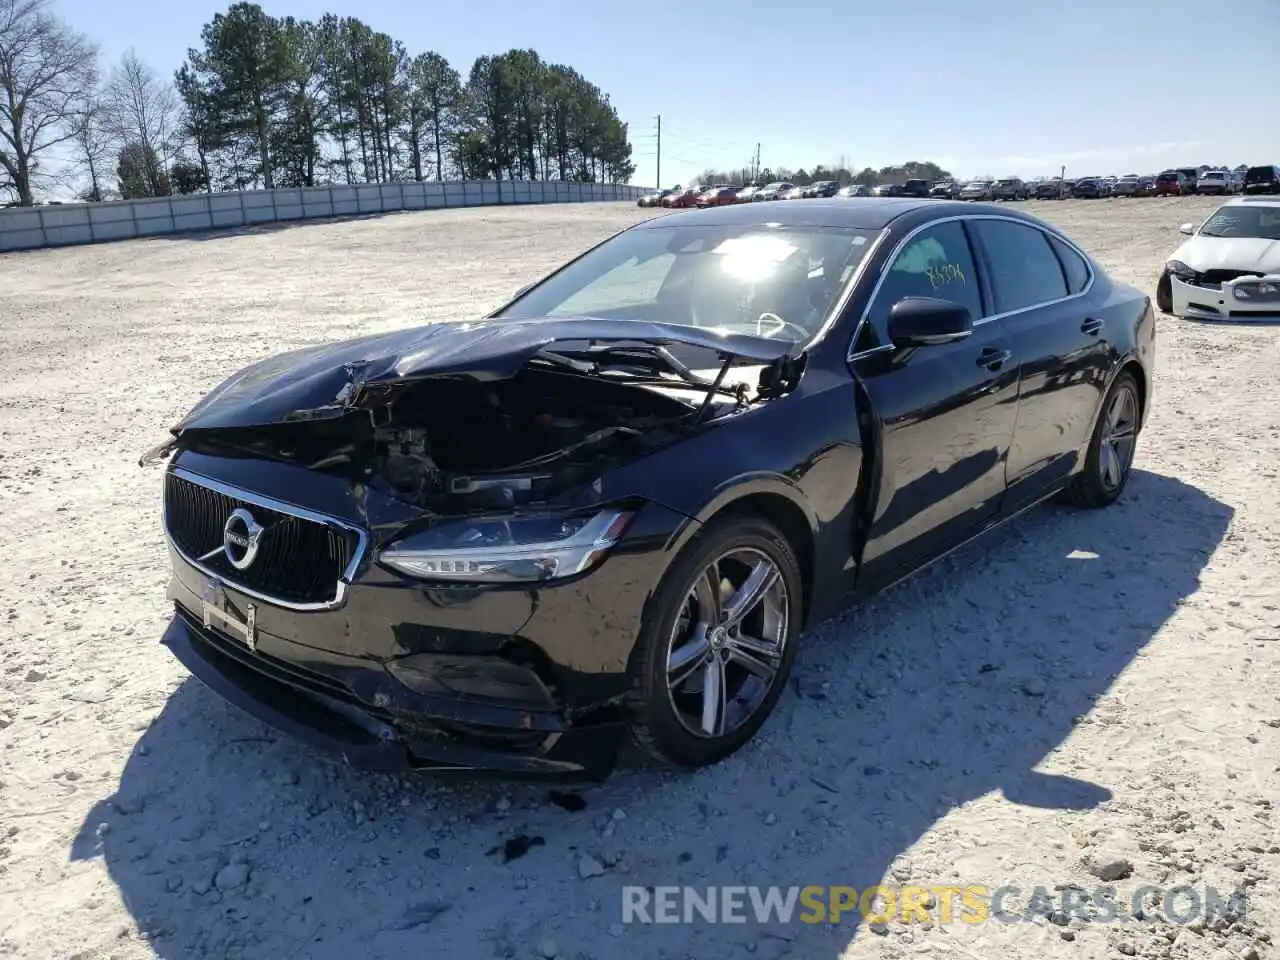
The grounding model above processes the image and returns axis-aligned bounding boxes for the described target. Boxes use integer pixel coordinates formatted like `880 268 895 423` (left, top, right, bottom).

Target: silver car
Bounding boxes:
959 180 993 201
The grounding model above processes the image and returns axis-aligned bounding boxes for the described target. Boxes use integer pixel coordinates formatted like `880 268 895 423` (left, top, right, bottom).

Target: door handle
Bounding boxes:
977 347 1012 371
1081 317 1104 335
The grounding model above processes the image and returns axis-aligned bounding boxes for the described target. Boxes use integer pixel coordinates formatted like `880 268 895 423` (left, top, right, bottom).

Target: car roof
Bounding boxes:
633 197 1048 231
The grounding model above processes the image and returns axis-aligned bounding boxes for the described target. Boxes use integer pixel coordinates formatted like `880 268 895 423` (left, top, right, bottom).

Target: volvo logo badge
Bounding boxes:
222 508 264 571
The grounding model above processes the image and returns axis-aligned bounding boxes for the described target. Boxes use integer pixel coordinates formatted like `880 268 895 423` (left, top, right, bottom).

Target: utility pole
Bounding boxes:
655 115 662 189
752 143 760 183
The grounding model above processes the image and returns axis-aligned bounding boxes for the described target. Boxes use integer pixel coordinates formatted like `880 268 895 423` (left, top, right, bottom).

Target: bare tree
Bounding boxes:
105 48 175 196
70 93 113 200
0 0 99 205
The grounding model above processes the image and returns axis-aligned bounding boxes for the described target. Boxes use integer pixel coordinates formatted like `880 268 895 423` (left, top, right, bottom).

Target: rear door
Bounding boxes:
850 218 1020 587
967 217 1115 512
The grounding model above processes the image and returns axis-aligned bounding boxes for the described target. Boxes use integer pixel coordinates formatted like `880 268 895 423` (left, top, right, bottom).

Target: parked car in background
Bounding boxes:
1156 196 1280 319
148 196 1155 777
1071 178 1105 199
1153 171 1188 197
872 183 903 197
929 180 959 199
697 187 741 208
663 187 703 208
1196 169 1232 195
1034 178 1066 200
1136 176 1156 197
991 178 1027 201
778 184 805 200
637 189 670 208
959 180 994 201
1111 175 1142 197
1176 168 1200 194
735 185 761 203
804 180 841 198
1244 165 1280 195
1100 177 1118 196
900 179 931 199
836 184 871 198
754 181 793 201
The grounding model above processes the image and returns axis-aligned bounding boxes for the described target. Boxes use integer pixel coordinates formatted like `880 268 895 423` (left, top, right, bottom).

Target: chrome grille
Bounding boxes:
164 470 362 607
1199 269 1265 286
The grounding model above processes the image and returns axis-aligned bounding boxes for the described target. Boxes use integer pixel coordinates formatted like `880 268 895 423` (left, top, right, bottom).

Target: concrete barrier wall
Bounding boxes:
0 180 652 253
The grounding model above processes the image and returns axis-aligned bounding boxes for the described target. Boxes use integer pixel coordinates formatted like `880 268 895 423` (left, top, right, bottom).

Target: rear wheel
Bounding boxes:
627 515 803 769
1059 371 1141 509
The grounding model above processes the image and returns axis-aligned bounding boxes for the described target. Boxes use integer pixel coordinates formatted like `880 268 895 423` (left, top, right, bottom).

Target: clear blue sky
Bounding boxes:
57 0 1280 187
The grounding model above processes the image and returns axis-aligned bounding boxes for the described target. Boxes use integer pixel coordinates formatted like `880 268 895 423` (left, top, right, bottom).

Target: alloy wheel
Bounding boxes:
1099 384 1138 492
665 548 791 739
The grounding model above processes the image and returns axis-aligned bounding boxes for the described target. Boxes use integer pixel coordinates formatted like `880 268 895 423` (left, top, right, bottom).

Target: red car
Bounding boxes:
696 187 741 208
661 187 702 208
1152 171 1187 197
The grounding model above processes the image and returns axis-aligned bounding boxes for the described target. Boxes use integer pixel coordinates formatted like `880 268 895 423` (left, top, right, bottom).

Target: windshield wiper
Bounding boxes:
534 343 751 418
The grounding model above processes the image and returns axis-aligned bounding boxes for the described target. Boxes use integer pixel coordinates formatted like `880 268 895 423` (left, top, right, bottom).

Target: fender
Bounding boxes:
1080 348 1152 460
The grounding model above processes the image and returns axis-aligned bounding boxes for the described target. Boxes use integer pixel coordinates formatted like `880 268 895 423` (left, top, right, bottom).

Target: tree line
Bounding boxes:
0 0 636 206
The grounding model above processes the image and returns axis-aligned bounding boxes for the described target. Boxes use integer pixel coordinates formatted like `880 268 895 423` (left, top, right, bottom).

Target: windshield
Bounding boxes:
1197 205 1280 240
1246 167 1274 182
1201 172 1225 179
495 223 881 346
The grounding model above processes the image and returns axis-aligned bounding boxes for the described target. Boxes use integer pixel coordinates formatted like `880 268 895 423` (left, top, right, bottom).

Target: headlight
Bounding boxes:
1166 260 1196 280
379 509 634 584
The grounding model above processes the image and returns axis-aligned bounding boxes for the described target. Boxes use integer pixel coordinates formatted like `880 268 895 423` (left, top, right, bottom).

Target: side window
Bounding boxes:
865 220 983 337
972 220 1068 314
1049 236 1091 295
548 253 675 315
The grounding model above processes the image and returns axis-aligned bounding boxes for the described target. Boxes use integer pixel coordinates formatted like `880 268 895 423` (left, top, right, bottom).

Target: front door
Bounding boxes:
850 218 1020 589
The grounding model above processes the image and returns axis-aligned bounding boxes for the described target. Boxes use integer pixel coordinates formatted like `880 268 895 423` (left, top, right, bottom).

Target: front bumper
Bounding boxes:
159 456 696 778
1170 274 1280 321
164 610 624 777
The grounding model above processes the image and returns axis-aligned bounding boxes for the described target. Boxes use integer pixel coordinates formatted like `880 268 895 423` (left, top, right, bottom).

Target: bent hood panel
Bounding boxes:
1175 236 1280 274
172 318 795 432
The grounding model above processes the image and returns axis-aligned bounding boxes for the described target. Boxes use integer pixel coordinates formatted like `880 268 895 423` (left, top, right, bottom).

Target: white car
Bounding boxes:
1195 169 1233 196
1157 197 1280 320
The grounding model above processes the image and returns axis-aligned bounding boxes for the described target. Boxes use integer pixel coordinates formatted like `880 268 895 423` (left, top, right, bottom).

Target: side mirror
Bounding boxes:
1179 222 1196 235
888 297 974 348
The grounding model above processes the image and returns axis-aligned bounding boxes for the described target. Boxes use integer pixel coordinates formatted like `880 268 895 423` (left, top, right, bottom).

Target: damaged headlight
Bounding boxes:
1166 260 1196 281
378 509 634 584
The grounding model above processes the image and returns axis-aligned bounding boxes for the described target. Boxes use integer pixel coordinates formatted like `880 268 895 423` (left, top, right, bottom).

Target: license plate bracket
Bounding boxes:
201 577 258 652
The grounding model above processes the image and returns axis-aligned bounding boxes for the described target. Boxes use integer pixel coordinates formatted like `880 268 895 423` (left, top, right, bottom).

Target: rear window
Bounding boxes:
1156 173 1178 181
1246 167 1276 182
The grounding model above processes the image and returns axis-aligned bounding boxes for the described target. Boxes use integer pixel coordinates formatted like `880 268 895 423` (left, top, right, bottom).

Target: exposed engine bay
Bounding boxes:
180 367 711 511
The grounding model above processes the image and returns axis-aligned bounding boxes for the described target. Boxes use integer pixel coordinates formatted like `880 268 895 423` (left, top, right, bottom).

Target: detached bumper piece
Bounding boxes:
162 610 622 779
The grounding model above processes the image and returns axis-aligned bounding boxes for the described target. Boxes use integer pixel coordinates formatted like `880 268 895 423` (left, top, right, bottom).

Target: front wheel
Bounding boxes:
627 515 803 769
1058 371 1142 509
1155 270 1172 314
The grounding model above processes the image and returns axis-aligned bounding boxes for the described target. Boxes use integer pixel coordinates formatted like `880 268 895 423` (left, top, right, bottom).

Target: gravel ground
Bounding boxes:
1 197 1278 960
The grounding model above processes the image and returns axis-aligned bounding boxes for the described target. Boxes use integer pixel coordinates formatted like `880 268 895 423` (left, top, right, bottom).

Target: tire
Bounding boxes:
627 514 803 769
1155 271 1172 314
1058 371 1142 509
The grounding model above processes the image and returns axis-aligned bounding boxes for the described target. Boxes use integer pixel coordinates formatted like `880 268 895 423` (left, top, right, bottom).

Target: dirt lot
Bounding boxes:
1 197 1278 960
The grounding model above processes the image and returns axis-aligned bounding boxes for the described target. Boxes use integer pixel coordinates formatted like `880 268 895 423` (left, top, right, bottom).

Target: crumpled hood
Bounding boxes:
172 317 796 433
1173 235 1280 274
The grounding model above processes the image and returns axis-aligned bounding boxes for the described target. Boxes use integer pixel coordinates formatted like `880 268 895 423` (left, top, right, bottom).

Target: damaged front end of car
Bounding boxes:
142 318 806 776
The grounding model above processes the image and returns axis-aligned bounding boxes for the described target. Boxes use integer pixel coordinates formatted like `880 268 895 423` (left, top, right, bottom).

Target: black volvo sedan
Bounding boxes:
144 198 1156 779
